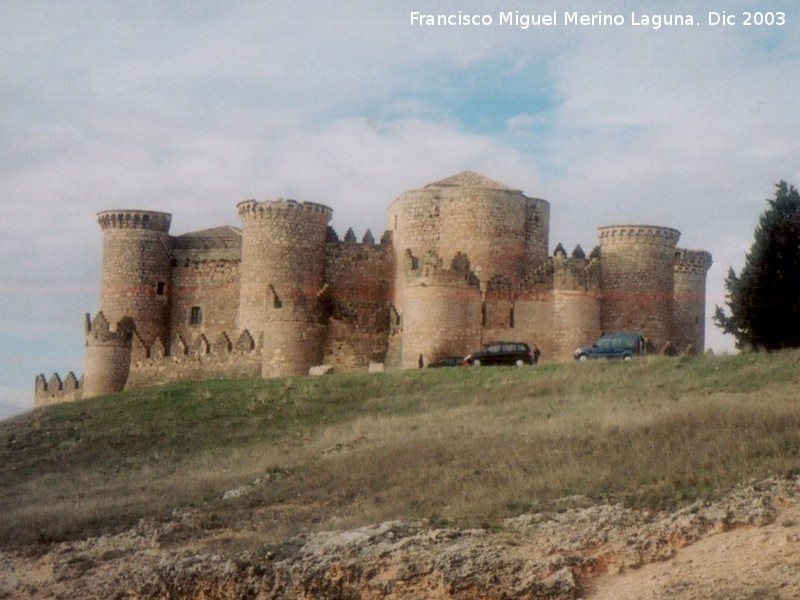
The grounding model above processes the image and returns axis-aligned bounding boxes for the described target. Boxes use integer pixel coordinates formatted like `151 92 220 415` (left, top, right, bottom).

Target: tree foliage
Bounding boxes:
714 181 800 350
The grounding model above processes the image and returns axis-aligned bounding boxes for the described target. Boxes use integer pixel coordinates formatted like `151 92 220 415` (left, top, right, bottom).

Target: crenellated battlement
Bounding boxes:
326 226 393 247
97 210 172 232
403 249 480 288
675 248 713 274
34 371 83 407
552 253 601 293
599 224 681 248
84 311 135 344
236 199 333 225
126 329 261 390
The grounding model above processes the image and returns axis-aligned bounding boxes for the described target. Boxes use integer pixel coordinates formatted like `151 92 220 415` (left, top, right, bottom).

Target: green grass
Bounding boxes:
2 351 800 551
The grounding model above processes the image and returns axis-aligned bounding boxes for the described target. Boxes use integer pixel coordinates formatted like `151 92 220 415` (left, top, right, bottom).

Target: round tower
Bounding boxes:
387 172 550 291
96 210 173 346
83 312 133 398
396 253 483 368
236 199 332 376
598 225 680 351
673 249 713 355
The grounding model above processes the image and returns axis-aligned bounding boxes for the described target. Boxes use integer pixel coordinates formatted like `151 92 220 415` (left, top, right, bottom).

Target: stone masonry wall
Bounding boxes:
169 231 242 349
125 342 261 390
322 229 394 369
34 372 83 407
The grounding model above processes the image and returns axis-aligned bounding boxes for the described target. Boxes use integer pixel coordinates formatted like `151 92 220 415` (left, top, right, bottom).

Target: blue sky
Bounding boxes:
2 1 799 418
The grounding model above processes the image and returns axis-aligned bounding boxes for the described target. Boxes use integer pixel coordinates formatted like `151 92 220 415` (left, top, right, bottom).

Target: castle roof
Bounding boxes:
424 171 520 192
176 225 241 239
172 226 242 250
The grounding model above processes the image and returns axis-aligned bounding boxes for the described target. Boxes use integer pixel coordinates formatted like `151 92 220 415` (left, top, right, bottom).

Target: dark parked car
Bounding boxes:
574 332 647 361
463 342 540 367
427 356 465 368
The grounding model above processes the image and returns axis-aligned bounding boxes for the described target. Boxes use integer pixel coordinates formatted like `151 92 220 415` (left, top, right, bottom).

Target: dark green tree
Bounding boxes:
714 181 800 350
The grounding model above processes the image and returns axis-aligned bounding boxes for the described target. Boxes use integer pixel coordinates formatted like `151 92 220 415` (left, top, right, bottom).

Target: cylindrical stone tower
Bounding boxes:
598 225 681 351
398 264 482 368
236 199 332 377
83 312 133 398
673 249 713 355
96 210 173 346
387 172 550 291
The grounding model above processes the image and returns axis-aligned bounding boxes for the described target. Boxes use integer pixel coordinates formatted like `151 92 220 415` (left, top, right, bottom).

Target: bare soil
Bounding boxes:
2 476 798 599
589 490 800 600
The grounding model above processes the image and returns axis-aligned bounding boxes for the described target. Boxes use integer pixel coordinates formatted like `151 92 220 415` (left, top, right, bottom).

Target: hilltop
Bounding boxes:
3 352 800 598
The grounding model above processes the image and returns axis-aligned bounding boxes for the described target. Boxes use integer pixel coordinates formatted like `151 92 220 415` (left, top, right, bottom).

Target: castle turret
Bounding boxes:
236 199 332 376
83 312 134 397
673 249 713 354
96 210 173 346
551 250 601 359
394 250 482 368
598 225 680 350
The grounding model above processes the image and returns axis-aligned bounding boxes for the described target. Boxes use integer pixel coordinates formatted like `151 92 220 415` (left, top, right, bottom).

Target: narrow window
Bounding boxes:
481 301 486 326
156 281 166 296
509 305 515 328
190 306 202 326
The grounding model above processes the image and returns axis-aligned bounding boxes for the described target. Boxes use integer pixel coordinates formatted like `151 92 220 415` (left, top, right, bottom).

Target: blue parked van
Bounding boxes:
574 332 647 361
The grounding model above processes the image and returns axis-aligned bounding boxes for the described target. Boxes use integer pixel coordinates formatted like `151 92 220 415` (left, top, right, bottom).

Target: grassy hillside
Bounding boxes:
2 351 800 551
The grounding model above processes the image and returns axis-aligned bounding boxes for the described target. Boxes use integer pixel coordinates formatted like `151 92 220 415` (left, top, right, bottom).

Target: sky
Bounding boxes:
2 0 799 418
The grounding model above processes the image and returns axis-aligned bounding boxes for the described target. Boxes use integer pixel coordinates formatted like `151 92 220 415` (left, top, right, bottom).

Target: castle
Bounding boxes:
35 172 712 405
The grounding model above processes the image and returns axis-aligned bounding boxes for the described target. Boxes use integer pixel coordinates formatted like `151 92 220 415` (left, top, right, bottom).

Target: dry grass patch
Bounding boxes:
2 352 800 550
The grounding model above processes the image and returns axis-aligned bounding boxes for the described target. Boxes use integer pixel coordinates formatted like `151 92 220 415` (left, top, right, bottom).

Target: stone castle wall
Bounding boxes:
169 228 242 347
125 331 261 390
34 372 83 406
35 171 712 407
322 228 395 370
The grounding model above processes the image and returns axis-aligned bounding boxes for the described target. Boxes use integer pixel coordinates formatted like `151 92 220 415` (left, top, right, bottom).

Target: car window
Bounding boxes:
596 337 612 350
501 344 515 352
487 345 501 353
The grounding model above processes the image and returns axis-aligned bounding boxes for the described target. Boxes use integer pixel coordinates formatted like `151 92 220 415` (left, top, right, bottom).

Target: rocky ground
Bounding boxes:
2 476 799 599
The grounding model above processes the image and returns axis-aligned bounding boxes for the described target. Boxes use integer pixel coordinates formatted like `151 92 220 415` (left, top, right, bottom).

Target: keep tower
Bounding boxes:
388 172 550 290
236 199 332 376
386 172 550 367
